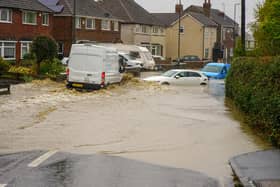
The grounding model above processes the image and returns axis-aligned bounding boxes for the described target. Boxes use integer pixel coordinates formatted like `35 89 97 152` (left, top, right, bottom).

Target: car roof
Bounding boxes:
170 69 202 73
206 63 226 67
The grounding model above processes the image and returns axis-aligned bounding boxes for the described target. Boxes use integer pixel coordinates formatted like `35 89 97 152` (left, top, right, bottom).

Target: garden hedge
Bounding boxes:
226 56 280 146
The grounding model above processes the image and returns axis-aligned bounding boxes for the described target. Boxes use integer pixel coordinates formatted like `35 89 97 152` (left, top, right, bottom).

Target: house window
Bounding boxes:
113 21 119 31
151 44 162 56
86 18 95 29
42 13 49 26
101 20 110 30
152 26 159 33
0 9 12 23
160 27 164 34
141 25 150 33
204 29 209 40
204 48 209 59
22 11 37 25
75 17 81 28
21 42 31 59
0 42 16 60
135 24 141 33
179 26 184 33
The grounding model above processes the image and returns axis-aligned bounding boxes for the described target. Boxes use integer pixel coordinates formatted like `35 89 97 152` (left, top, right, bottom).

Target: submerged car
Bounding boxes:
201 63 231 79
143 69 208 86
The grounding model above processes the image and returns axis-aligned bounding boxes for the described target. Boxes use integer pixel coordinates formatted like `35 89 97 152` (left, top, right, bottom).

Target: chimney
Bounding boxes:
175 4 183 14
203 0 211 17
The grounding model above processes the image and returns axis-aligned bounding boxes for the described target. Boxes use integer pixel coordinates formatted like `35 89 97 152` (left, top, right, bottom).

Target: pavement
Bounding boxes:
0 150 219 187
229 149 280 187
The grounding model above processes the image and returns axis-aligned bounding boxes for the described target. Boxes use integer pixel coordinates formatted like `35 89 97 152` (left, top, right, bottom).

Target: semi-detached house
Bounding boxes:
96 0 167 57
0 0 60 63
54 0 123 58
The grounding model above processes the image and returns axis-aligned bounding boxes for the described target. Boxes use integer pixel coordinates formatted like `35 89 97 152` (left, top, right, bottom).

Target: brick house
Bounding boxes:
0 0 59 63
54 0 123 58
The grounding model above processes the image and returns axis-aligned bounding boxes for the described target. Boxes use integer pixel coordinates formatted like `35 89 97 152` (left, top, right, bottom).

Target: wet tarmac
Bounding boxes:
0 151 219 187
0 73 265 185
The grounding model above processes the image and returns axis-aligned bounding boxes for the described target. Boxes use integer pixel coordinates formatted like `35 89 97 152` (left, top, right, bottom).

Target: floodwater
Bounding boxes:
0 74 264 185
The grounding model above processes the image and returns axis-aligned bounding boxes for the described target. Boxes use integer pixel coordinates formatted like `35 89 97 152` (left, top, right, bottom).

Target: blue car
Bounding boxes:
201 63 231 79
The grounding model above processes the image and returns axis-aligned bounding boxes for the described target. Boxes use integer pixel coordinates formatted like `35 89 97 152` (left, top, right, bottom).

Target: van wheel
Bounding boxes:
161 82 170 85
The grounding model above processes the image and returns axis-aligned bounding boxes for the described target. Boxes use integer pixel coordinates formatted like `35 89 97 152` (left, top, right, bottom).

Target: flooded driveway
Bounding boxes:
0 74 264 185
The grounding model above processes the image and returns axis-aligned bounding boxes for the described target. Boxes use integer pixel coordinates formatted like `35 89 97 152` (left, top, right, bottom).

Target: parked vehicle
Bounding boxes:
172 55 201 64
66 44 123 90
201 63 231 79
118 52 143 69
143 69 208 86
98 43 155 70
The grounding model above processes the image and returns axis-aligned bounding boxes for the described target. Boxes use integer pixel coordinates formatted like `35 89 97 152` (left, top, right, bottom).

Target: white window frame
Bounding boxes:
0 8 12 23
22 11 37 25
152 26 158 34
21 41 32 59
101 20 110 31
113 21 119 31
42 13 49 26
0 41 17 60
75 17 81 29
86 18 95 30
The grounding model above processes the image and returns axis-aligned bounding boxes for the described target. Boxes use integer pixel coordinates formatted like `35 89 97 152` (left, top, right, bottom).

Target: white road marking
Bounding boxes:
0 184 7 187
28 150 58 168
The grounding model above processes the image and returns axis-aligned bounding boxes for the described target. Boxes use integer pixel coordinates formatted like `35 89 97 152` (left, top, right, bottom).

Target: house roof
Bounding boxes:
152 13 179 27
0 0 53 12
185 5 236 27
152 12 217 27
188 12 217 27
57 0 120 20
38 0 64 12
96 0 164 26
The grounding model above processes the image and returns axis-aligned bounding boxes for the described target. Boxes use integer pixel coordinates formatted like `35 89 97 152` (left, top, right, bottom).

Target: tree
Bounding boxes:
31 36 57 74
254 0 280 56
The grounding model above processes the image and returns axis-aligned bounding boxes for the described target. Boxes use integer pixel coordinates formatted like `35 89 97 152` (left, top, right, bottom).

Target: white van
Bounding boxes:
67 44 123 90
137 46 155 70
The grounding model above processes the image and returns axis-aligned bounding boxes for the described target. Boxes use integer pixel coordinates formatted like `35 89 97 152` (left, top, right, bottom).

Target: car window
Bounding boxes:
188 72 201 77
176 72 187 77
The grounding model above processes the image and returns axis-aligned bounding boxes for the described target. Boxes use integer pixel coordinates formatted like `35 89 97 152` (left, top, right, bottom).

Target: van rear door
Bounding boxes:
69 46 103 85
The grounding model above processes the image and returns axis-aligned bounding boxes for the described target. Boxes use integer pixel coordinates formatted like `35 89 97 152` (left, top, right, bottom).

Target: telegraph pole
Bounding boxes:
178 0 182 61
72 0 77 44
241 0 246 53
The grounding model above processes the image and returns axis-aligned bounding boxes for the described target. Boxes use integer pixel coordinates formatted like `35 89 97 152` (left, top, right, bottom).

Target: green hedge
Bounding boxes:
226 57 280 146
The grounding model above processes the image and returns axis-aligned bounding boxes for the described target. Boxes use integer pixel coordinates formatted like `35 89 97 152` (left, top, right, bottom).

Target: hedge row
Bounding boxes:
226 56 280 146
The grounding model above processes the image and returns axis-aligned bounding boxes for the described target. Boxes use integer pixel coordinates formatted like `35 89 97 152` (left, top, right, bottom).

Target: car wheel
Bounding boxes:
161 82 170 85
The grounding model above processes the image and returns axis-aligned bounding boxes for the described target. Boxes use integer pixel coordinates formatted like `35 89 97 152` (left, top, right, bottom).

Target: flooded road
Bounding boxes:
0 74 264 185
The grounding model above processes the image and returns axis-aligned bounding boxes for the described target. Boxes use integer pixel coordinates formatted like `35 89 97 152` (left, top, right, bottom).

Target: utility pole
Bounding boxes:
241 0 246 53
72 0 77 44
178 0 182 61
234 3 240 48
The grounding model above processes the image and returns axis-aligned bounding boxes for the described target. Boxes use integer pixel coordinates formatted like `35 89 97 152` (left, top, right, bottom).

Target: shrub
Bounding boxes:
0 57 11 75
40 58 65 78
31 36 58 74
226 57 280 146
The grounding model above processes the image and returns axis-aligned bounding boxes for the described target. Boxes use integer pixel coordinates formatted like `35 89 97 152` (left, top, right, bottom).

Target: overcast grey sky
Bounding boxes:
135 0 264 25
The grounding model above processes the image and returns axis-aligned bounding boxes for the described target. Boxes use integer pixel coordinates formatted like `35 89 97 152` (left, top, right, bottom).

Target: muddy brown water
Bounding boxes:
0 74 265 185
